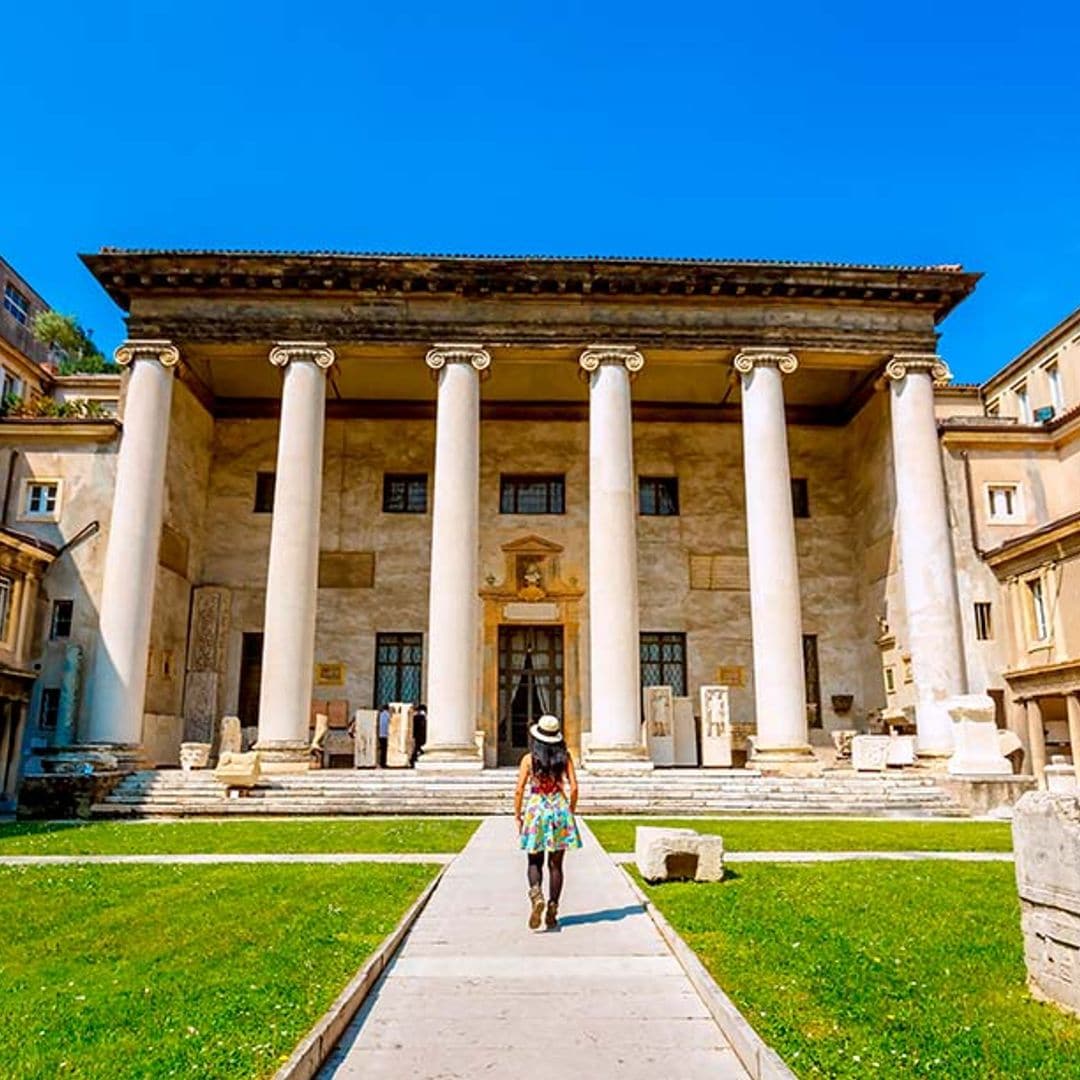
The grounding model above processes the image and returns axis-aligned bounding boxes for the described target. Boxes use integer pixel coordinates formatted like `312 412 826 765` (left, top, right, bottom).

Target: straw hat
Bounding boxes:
529 714 564 744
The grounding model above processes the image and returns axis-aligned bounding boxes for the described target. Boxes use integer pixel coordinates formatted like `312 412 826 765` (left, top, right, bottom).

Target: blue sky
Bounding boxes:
4 2 1078 383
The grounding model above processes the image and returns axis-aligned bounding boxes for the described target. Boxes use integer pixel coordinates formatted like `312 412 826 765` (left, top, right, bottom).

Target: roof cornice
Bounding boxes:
79 249 981 323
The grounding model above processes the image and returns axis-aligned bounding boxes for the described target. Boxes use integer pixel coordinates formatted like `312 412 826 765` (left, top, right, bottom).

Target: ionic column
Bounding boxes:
734 349 812 763
86 340 179 746
254 342 335 766
886 354 967 757
580 345 652 772
418 344 490 770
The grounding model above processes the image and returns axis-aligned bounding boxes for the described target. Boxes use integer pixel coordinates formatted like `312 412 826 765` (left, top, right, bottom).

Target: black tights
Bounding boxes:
527 850 565 903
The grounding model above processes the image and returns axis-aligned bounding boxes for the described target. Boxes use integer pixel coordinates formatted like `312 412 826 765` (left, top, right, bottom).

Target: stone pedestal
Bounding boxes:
672 697 697 766
734 350 812 764
1013 792 1080 1015
87 341 179 746
643 685 675 767
1046 758 1079 795
352 709 378 768
256 343 335 765
852 735 890 772
580 346 652 773
947 694 1013 776
699 685 733 768
886 355 967 757
420 345 488 770
387 702 414 768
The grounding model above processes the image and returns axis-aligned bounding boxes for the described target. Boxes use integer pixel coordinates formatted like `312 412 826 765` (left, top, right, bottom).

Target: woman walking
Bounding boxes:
514 714 581 930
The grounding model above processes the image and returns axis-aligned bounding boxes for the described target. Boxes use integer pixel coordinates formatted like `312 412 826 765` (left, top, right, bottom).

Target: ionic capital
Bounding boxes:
114 339 180 370
578 344 645 374
885 353 952 386
269 341 336 370
425 343 491 372
733 348 798 376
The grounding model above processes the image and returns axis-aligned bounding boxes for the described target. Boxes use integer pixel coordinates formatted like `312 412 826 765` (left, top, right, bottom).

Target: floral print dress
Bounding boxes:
519 765 582 853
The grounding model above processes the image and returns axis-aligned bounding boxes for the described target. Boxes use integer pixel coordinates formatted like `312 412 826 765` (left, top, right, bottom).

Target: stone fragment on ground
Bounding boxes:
634 825 725 883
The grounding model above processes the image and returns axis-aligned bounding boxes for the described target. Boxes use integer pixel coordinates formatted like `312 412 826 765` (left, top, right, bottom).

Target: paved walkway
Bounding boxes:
612 849 1014 863
0 852 454 866
319 817 749 1079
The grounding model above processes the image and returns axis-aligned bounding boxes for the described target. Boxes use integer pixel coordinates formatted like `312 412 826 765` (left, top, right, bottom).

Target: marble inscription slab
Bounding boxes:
672 696 698 766
352 710 377 768
502 602 559 622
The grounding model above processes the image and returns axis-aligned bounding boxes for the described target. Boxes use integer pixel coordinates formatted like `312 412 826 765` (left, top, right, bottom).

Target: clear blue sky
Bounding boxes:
5 2 1078 383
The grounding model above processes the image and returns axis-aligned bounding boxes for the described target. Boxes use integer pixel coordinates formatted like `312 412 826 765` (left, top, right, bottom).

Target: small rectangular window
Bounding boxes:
1027 578 1049 642
253 472 276 513
791 477 810 518
1047 362 1064 413
499 475 565 515
383 473 428 513
974 601 993 641
1014 382 1031 424
39 687 60 730
3 283 30 325
883 667 896 694
639 476 679 516
50 599 74 640
0 574 11 640
987 484 1019 522
25 481 59 517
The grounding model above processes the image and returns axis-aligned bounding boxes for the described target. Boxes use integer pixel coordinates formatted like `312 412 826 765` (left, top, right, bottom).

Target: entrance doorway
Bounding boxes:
497 625 564 766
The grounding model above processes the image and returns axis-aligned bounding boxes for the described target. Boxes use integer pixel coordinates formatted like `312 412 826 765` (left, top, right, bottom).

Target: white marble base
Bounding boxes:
947 695 1013 777
852 735 890 772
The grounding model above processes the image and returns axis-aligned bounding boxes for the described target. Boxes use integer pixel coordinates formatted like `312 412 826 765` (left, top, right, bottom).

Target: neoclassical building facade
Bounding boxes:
12 251 1024 781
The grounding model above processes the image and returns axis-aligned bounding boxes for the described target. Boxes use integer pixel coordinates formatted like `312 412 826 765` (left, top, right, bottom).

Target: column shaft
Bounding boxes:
255 344 333 763
887 355 966 756
420 345 488 768
1067 694 1080 785
736 350 811 761
1027 699 1047 788
581 347 651 771
86 342 178 746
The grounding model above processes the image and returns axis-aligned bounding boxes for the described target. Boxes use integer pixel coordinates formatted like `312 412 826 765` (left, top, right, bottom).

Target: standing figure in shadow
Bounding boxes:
514 714 581 931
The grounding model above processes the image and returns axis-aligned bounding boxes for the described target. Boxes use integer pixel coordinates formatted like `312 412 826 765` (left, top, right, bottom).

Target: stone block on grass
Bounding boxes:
635 825 725 883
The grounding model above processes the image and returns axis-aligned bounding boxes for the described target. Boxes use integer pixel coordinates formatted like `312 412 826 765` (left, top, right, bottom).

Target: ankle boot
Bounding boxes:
528 886 545 930
545 900 558 930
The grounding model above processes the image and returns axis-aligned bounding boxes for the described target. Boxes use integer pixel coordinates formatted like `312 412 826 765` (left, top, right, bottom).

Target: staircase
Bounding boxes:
92 767 968 818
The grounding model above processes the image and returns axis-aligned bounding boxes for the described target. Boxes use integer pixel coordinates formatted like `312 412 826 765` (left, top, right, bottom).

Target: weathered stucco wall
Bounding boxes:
197 413 881 739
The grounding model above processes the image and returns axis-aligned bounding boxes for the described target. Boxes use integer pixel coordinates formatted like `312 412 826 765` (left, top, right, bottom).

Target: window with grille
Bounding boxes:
3 283 29 325
974 602 993 641
638 476 679 516
253 472 276 513
39 687 60 730
374 632 423 706
383 473 428 513
639 632 687 696
499 475 565 515
50 599 73 639
791 478 810 518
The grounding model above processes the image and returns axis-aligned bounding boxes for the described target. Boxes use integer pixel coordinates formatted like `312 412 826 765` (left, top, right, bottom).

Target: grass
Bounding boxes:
0 817 478 855
0 862 436 1079
587 817 1013 853
640 862 1080 1079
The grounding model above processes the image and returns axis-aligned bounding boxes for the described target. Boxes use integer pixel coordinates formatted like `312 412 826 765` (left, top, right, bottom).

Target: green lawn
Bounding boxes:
0 862 436 1079
0 817 478 855
640 862 1080 1079
588 817 1013 853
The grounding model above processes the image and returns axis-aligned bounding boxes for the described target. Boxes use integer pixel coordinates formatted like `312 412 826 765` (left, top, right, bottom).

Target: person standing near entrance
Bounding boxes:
377 703 391 768
514 714 581 930
410 703 427 767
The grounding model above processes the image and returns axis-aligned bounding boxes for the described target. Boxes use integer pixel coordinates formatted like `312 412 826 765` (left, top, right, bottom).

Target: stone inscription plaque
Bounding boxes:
502 602 559 622
318 551 375 589
689 554 749 591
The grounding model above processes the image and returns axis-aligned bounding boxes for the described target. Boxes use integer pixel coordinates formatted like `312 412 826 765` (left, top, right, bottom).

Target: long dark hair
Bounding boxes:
530 735 568 782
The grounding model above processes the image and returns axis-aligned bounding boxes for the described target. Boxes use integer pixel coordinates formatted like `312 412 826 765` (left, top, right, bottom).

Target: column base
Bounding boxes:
415 744 483 772
750 745 821 776
252 740 311 774
583 745 655 775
